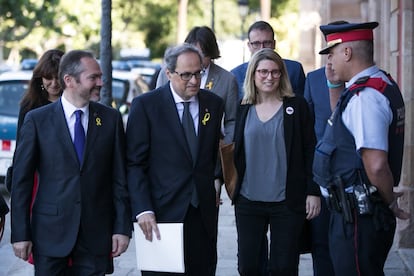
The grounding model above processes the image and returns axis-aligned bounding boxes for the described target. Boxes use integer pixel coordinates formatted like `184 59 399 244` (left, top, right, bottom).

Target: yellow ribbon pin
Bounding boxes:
202 112 210 125
96 117 102 126
205 81 213 90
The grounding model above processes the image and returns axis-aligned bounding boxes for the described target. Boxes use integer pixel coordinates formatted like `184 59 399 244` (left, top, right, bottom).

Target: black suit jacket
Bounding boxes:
11 100 131 257
126 84 224 240
232 96 320 212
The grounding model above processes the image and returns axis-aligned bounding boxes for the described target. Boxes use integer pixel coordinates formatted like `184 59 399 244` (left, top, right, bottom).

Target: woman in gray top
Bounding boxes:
232 48 321 276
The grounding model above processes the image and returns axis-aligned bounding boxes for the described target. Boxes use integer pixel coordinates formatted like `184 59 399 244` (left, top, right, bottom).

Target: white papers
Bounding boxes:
133 222 185 273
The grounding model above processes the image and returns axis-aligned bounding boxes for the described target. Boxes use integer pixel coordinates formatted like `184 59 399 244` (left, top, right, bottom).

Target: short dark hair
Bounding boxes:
247 21 274 41
184 26 220 59
59 50 95 89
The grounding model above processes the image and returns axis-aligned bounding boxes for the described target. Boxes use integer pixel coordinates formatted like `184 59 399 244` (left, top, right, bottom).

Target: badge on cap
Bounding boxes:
319 21 379 55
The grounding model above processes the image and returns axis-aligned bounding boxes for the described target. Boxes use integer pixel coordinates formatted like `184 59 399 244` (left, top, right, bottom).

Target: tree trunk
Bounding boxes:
100 0 113 107
260 0 271 21
177 0 188 44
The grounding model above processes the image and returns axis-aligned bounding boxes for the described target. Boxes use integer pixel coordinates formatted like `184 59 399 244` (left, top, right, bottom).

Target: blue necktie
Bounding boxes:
74 110 85 162
182 102 199 207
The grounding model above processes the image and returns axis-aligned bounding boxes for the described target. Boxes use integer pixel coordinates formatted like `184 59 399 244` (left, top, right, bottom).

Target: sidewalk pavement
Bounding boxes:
1 186 413 275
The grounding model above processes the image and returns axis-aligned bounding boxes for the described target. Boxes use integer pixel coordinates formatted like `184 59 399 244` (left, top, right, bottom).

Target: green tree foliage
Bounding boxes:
0 0 299 62
112 0 176 58
0 0 60 42
247 0 294 18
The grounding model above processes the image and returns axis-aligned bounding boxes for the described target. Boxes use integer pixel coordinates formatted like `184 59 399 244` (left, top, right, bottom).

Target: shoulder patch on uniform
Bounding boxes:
349 77 388 94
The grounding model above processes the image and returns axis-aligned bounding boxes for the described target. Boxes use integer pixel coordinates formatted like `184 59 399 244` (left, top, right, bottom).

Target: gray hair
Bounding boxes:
59 50 95 89
164 43 203 72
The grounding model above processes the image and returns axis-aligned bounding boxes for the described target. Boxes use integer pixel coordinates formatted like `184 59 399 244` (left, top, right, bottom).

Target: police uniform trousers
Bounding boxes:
329 200 396 276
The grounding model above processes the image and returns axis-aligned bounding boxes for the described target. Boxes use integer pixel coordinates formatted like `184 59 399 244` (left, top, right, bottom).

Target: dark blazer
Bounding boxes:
126 84 224 240
231 59 306 99
304 67 332 141
232 96 320 212
156 63 237 143
11 100 131 257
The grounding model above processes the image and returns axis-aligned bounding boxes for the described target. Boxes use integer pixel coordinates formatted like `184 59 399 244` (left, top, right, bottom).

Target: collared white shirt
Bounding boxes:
169 83 199 135
200 63 210 89
61 93 89 142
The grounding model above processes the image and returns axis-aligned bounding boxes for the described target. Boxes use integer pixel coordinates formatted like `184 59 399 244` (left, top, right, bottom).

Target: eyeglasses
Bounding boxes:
173 70 204 81
256 69 281 78
249 40 274 49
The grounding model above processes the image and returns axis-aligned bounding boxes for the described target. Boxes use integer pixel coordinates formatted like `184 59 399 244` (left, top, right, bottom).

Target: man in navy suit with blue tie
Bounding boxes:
231 20 306 99
126 43 224 276
304 64 344 276
11 50 131 275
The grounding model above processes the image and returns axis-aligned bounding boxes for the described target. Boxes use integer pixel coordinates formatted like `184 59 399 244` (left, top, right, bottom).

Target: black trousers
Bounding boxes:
142 205 217 276
329 201 396 276
33 234 110 276
235 195 304 276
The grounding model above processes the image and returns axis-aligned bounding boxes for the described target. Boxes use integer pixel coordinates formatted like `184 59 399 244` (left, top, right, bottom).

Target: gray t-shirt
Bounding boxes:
240 105 287 202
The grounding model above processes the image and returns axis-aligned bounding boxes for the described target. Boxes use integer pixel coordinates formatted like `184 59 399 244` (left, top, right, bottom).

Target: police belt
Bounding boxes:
326 190 356 213
326 182 383 224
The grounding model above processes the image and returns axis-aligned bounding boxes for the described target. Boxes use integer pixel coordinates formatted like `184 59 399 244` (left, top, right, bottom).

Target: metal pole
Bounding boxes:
241 19 245 62
100 0 113 107
211 0 215 32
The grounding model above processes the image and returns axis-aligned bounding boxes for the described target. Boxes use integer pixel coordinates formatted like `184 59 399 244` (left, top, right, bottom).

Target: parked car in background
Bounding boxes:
112 70 149 126
0 70 32 182
124 59 161 90
112 60 131 71
20 59 38 71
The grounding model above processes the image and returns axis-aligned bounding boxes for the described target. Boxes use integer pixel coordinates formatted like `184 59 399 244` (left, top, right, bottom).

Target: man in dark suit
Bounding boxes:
11 50 131 275
156 26 238 205
231 20 306 99
156 26 238 144
126 43 224 276
304 65 344 276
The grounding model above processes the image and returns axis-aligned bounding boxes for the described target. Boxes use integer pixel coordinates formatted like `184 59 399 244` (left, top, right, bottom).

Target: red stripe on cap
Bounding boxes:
326 29 374 44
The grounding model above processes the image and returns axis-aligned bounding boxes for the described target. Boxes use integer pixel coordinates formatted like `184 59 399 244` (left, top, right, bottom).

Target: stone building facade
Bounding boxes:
299 0 414 248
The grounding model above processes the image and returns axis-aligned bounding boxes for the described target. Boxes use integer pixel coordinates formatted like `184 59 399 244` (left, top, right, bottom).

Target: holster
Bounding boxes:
326 176 355 223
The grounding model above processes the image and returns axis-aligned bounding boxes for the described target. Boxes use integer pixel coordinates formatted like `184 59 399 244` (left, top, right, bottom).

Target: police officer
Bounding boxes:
313 21 410 276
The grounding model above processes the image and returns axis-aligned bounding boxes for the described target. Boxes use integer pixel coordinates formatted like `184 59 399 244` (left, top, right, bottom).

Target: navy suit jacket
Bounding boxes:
303 67 332 141
231 59 306 99
126 84 224 240
232 96 320 212
11 100 131 257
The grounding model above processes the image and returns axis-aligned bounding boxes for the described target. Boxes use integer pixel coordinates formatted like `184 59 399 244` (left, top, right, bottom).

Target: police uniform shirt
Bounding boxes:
342 65 393 153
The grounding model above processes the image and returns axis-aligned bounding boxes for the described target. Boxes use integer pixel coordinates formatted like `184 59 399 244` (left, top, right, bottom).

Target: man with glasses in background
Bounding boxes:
231 20 306 100
126 43 224 276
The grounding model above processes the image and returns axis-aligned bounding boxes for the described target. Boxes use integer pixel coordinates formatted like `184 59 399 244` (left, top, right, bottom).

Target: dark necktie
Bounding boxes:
74 110 85 162
182 102 198 161
182 102 199 207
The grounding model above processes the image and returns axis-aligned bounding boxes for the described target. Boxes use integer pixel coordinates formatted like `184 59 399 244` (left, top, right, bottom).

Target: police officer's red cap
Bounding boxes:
319 21 379 55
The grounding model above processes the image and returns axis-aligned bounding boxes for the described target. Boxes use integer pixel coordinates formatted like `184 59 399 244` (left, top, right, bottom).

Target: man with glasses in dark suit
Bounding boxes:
231 20 306 99
127 43 224 276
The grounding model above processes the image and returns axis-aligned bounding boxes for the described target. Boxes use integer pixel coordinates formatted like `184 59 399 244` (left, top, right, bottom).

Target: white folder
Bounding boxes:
133 222 185 273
